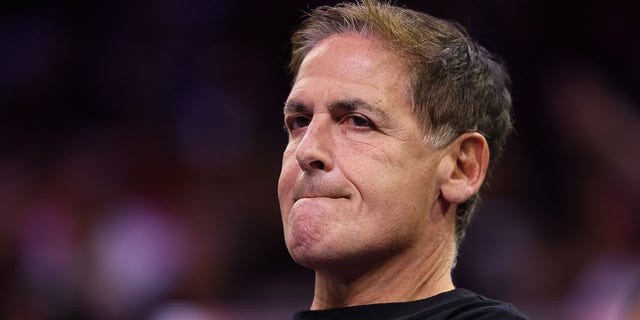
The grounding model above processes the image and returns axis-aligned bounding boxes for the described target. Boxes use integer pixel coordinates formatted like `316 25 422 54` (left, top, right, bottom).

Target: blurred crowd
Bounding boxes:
1 0 639 319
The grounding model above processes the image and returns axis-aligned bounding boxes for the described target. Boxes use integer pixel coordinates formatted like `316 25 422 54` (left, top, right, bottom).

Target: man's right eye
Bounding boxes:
286 116 311 131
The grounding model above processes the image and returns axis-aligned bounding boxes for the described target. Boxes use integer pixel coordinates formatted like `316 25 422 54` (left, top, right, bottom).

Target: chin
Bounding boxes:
286 237 343 269
288 248 327 269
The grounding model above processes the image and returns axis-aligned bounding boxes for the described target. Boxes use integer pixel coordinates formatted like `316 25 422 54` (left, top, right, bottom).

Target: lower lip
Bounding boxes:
292 197 346 210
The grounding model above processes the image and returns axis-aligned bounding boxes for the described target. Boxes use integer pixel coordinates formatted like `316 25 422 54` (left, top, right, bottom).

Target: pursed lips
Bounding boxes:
291 181 351 203
294 195 349 202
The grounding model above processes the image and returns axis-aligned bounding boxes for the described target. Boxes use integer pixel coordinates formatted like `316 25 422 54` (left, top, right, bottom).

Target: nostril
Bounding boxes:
310 160 325 170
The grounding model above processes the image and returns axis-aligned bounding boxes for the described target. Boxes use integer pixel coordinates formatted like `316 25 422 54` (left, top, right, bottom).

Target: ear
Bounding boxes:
438 132 490 204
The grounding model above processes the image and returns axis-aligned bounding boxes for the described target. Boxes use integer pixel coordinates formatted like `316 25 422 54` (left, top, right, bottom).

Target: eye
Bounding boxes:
285 115 311 132
343 115 372 128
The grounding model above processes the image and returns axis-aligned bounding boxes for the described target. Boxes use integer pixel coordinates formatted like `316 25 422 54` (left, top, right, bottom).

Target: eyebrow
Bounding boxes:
284 99 390 121
283 100 309 114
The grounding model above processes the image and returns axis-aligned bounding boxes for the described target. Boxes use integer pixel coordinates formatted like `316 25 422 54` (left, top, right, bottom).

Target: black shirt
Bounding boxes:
293 288 527 320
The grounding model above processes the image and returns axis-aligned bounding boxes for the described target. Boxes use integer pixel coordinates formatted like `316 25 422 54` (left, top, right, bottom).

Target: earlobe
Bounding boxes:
439 133 490 204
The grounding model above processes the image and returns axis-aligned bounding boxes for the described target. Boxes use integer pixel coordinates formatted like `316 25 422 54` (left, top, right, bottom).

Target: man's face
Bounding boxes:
278 33 450 271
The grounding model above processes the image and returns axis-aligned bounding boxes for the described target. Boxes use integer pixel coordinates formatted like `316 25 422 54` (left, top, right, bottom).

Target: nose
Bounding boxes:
294 117 333 173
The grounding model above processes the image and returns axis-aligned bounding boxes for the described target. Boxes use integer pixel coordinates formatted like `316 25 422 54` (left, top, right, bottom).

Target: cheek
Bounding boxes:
341 144 405 192
343 147 436 215
277 150 298 214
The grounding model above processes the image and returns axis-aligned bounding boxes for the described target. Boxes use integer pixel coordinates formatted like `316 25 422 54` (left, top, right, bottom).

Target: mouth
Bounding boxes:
291 182 351 203
294 195 349 202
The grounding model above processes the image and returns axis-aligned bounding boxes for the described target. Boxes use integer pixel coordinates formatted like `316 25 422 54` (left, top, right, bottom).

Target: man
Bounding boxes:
277 0 527 319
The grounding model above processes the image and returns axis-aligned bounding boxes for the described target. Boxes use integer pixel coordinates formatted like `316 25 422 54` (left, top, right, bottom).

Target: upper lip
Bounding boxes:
293 187 350 202
292 179 350 202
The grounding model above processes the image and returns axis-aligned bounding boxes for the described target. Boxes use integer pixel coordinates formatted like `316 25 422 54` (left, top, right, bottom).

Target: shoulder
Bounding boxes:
292 289 527 320
438 288 527 320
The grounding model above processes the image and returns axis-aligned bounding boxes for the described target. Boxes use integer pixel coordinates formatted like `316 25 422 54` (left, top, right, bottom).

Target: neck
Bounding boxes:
309 235 456 310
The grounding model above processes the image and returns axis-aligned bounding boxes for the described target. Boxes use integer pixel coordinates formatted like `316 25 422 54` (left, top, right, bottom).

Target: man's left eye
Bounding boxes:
344 115 371 127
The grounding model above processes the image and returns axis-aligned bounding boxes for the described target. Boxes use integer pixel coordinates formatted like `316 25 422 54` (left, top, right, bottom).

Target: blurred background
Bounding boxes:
1 0 639 319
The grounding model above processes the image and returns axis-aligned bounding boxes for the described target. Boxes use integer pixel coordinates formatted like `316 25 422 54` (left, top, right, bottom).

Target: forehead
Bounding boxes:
297 32 404 83
289 32 411 111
